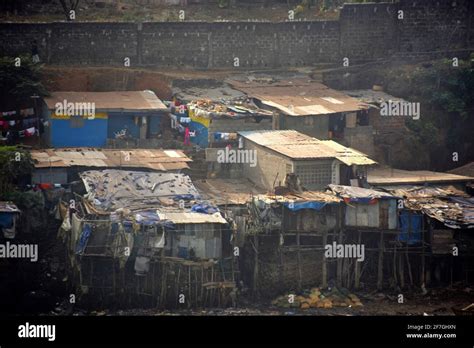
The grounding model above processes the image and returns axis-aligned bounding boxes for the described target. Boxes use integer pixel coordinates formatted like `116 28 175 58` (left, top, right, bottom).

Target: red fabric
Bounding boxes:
184 127 190 145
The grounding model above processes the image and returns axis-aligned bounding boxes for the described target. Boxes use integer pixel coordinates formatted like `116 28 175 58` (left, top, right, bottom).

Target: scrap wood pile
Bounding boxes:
272 287 363 309
188 98 273 119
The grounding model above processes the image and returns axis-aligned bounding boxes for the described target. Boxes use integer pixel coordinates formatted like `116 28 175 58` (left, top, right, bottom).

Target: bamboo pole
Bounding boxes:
322 230 327 288
377 230 384 290
296 232 302 291
252 234 259 297
355 231 361 289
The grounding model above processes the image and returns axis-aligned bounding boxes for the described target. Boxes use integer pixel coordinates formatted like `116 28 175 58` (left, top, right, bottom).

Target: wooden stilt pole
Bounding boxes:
377 230 384 291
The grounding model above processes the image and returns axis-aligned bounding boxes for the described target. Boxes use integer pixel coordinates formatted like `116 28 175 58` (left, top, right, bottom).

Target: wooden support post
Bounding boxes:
399 249 405 289
322 231 327 288
337 206 343 287
354 230 361 289
377 230 384 291
296 232 302 292
405 249 413 287
421 225 425 288
252 234 259 297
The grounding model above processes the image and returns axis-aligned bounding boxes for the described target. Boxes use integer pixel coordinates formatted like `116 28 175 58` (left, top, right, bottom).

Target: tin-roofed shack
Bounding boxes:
57 169 236 308
229 79 375 157
241 188 342 297
30 148 191 185
384 185 474 287
169 97 273 151
237 130 376 191
42 91 167 148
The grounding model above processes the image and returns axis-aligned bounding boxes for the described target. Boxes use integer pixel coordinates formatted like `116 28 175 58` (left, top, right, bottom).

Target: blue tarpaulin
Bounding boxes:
283 201 328 211
398 211 422 245
0 212 14 229
191 203 219 214
76 224 92 254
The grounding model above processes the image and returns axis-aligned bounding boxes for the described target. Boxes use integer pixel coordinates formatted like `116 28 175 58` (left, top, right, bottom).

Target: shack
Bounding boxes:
237 130 376 191
229 79 373 157
0 202 21 239
42 91 167 147
385 185 474 287
58 169 236 308
171 98 273 149
326 184 400 290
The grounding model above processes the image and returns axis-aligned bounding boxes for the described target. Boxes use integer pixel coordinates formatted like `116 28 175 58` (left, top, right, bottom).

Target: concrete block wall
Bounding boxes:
0 0 472 68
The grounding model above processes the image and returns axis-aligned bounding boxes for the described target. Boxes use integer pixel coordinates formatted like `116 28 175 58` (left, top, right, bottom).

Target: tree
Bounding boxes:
58 0 80 21
0 56 48 110
0 146 34 197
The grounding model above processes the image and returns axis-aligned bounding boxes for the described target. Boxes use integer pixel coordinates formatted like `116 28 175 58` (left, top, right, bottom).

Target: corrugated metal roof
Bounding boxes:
31 148 191 171
229 79 367 116
368 166 473 185
448 162 474 178
328 184 395 200
156 210 227 224
44 90 167 112
343 89 408 106
239 130 376 165
194 178 267 206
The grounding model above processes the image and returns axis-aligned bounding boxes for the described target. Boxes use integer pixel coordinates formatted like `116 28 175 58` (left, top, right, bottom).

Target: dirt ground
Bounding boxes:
1 0 344 23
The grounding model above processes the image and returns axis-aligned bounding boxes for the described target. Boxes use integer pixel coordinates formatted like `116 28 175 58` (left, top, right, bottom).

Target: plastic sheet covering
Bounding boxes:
283 201 327 211
398 211 422 245
191 203 219 214
75 224 92 255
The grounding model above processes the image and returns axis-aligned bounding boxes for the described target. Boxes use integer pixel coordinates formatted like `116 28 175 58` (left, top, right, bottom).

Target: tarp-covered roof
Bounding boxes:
79 170 227 224
239 130 376 165
31 148 191 171
44 90 167 112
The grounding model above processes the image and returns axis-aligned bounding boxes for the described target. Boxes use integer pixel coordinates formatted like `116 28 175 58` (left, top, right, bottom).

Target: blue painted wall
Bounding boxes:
107 112 162 139
48 110 163 147
50 118 108 147
107 113 140 139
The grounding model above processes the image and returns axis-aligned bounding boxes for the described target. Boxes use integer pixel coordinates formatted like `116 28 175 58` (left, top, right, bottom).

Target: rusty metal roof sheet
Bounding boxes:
44 90 167 112
403 196 474 229
31 148 191 171
229 79 367 116
368 166 473 185
448 162 474 178
194 178 267 206
239 130 376 165
382 185 469 199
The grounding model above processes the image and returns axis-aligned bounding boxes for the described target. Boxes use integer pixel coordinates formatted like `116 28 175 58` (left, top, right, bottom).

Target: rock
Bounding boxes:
300 302 310 309
348 294 360 302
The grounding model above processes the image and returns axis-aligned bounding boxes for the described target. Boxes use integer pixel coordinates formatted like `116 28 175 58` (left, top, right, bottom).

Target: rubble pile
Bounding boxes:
272 287 363 309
